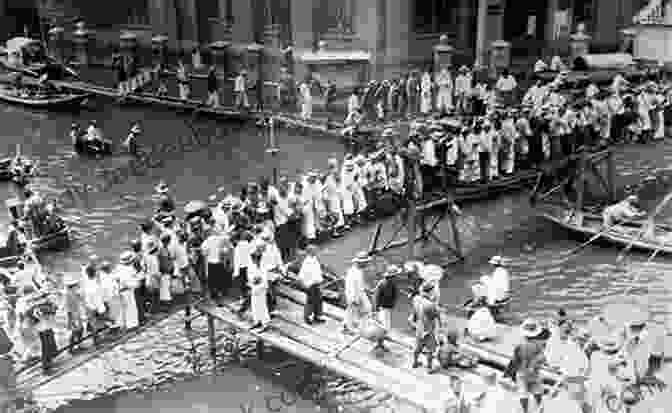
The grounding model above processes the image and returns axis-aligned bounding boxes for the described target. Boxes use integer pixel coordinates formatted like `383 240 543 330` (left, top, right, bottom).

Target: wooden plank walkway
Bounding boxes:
197 296 464 413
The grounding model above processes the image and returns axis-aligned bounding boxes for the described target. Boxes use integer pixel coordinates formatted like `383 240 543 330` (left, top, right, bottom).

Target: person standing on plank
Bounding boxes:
343 252 372 334
298 244 325 325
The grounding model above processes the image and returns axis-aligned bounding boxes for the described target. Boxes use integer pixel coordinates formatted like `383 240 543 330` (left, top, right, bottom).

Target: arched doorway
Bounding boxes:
3 0 41 40
504 0 548 58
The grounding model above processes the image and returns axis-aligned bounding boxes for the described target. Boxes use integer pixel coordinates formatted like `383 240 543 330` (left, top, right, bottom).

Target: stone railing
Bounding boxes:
634 0 667 24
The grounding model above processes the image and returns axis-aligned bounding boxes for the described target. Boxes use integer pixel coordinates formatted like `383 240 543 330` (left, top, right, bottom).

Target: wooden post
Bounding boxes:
407 200 417 261
575 153 586 226
448 200 463 259
207 314 217 359
184 291 192 330
606 150 616 202
256 339 265 360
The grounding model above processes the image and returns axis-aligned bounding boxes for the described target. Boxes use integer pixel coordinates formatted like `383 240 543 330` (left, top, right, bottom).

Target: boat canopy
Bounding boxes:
5 37 41 54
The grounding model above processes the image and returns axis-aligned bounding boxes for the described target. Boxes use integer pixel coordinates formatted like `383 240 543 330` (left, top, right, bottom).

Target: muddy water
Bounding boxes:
3 98 672 412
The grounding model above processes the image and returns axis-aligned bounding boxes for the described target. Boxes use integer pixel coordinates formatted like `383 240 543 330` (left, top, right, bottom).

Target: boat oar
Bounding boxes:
562 227 613 257
616 190 672 263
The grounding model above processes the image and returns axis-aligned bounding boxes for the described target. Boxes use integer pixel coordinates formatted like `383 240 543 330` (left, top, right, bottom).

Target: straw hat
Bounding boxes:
520 318 543 338
383 264 402 277
352 251 372 264
64 275 80 287
459 66 468 73
489 255 503 266
155 180 170 194
597 334 623 353
119 251 135 265
146 240 159 254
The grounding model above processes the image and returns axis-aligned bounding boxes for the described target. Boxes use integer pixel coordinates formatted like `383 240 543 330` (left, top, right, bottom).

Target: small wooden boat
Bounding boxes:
0 37 78 80
73 135 113 156
452 169 540 202
0 156 37 185
5 198 71 253
537 203 672 254
0 85 89 109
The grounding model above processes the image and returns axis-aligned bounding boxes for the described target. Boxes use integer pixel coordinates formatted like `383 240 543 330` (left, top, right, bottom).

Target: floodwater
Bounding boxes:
3 90 672 412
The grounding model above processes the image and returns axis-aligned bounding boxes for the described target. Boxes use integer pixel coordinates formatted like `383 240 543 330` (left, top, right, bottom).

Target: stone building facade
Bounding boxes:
17 0 649 75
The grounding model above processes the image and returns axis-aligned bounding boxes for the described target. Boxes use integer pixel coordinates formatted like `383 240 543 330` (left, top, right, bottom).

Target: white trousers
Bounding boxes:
436 88 453 112
206 91 220 107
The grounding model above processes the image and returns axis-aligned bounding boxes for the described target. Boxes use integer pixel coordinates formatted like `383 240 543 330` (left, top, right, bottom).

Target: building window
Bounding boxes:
414 0 454 34
127 0 149 25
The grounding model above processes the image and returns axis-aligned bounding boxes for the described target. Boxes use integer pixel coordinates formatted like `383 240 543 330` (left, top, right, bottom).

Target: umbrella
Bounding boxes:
602 296 651 327
420 264 443 282
630 388 672 413
184 200 207 215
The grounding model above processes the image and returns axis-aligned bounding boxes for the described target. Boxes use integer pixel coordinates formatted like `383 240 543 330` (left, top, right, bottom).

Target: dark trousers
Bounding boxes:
208 262 232 299
304 284 323 321
39 329 57 369
267 280 278 312
134 283 146 324
69 328 83 350
472 99 485 116
275 222 292 261
420 164 437 193
146 288 160 314
611 114 625 142
528 135 544 166
479 152 490 183
237 267 250 313
561 133 575 157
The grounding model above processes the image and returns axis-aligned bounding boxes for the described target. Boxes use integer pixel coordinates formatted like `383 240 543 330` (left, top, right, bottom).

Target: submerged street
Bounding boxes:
3 93 672 412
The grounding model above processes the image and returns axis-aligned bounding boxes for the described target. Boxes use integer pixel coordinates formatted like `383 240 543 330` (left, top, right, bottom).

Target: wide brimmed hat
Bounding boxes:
420 264 443 282
64 275 80 287
489 255 503 265
119 251 135 265
520 318 543 338
155 181 170 194
131 124 141 133
597 334 623 353
383 264 402 277
459 66 469 73
146 240 159 254
352 251 372 264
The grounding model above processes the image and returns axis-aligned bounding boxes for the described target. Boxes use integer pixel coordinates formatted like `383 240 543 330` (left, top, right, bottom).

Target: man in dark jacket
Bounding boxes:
373 265 400 351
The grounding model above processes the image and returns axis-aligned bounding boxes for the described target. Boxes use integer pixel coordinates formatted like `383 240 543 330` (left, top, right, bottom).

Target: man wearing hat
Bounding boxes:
234 69 249 110
277 65 295 110
201 229 233 304
115 251 140 330
544 321 589 378
602 194 645 228
435 66 454 115
143 239 161 313
122 122 141 156
509 318 546 413
82 263 107 345
455 66 472 115
587 332 628 413
406 70 420 116
411 282 441 373
299 75 314 120
63 275 85 352
485 255 510 308
372 265 400 350
343 251 373 334
297 244 324 324
420 68 433 115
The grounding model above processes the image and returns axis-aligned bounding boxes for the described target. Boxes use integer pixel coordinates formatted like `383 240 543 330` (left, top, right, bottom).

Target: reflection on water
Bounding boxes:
4 101 672 411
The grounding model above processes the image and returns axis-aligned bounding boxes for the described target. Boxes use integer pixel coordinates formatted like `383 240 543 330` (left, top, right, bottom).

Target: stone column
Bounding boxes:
489 40 511 73
152 35 169 68
120 32 139 67
246 43 265 110
72 21 91 67
209 40 231 75
620 28 636 54
569 24 591 62
433 34 454 72
474 0 488 68
47 26 65 63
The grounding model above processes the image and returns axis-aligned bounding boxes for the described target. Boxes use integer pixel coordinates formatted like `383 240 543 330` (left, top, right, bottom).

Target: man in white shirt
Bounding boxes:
343 252 372 334
435 67 453 114
258 230 283 313
82 265 106 345
454 66 472 115
201 231 233 303
544 322 589 377
486 255 510 306
233 231 254 315
495 69 517 107
297 244 324 324
234 69 249 110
